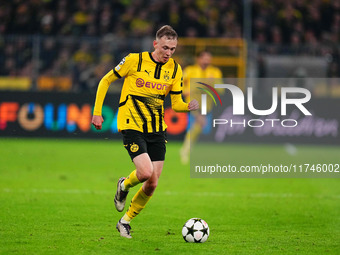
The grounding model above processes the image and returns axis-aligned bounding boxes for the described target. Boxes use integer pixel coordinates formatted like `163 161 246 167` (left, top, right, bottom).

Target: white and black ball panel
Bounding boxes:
182 226 188 236
184 233 195 243
200 233 208 243
182 218 210 243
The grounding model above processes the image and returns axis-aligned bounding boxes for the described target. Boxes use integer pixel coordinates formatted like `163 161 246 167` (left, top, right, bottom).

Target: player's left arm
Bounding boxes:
170 65 199 112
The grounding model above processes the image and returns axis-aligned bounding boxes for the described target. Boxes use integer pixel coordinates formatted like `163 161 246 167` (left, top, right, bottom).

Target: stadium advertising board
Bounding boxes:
0 92 188 139
0 84 339 146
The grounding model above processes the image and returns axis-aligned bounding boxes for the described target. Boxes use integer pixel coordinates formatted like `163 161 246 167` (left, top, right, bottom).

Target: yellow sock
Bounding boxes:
122 213 132 223
182 131 190 152
182 121 202 153
125 186 151 221
190 123 202 143
123 170 140 190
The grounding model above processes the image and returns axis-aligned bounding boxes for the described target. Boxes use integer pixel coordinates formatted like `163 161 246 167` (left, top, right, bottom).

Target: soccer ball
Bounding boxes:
182 218 210 243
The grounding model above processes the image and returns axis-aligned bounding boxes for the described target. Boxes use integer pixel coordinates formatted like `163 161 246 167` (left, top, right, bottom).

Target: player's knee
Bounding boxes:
136 164 154 182
144 181 158 195
149 180 158 191
138 172 153 182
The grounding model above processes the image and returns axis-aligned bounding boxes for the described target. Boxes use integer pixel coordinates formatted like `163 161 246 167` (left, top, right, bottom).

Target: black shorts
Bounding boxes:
122 129 167 161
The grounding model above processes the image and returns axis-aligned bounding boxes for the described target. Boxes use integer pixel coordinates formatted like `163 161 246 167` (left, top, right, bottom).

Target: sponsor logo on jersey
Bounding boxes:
115 57 126 71
136 78 168 90
119 57 126 66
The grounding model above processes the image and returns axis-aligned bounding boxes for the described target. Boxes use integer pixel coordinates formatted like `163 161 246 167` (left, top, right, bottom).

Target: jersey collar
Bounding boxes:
149 52 166 65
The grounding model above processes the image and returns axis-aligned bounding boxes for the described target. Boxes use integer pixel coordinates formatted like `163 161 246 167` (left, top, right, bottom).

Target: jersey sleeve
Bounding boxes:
93 69 119 115
182 65 193 98
170 64 189 112
114 53 137 78
171 64 184 93
93 54 137 116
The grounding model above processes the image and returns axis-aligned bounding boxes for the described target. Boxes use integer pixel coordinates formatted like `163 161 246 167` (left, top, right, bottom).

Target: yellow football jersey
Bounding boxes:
93 52 189 133
183 64 223 98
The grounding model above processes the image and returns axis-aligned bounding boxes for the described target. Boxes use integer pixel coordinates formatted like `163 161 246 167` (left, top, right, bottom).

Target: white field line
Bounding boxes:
2 188 111 195
1 188 340 199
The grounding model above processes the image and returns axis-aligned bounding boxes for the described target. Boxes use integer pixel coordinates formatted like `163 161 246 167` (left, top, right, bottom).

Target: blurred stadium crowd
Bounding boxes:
2 0 339 41
0 0 242 37
0 0 339 92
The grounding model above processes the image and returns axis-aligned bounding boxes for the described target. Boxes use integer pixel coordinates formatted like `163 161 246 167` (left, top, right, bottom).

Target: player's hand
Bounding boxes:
188 99 199 111
92 115 104 130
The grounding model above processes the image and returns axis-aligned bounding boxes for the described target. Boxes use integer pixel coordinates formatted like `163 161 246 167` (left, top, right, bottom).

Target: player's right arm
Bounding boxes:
92 70 119 130
92 54 135 130
170 64 199 112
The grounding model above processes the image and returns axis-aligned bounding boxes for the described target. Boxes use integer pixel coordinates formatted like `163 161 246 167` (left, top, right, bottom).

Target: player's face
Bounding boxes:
198 52 212 69
153 37 177 63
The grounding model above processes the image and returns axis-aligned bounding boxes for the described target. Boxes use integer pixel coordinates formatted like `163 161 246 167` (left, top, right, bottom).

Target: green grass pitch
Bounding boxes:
0 138 339 254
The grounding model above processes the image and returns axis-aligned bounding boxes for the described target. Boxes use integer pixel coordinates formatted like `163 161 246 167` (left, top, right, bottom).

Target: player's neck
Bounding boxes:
151 51 166 64
199 64 208 70
151 52 159 62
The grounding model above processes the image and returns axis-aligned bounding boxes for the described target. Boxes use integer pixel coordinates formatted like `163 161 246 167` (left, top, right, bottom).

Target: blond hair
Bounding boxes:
156 25 178 40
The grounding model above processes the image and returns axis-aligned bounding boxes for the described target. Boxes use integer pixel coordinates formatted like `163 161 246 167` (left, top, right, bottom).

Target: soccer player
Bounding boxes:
91 25 199 238
180 50 222 164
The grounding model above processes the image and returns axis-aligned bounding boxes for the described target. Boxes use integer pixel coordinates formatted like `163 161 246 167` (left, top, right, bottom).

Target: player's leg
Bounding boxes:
117 158 162 239
142 160 163 195
120 161 163 223
181 114 206 164
116 154 156 239
114 153 153 212
180 129 191 165
142 131 167 193
122 134 165 218
115 130 150 212
119 152 154 192
116 162 163 239
117 131 166 238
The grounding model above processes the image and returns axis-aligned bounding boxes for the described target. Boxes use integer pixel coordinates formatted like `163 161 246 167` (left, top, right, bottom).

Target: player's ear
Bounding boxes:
153 40 158 49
